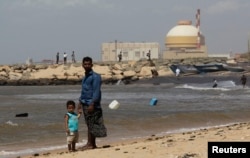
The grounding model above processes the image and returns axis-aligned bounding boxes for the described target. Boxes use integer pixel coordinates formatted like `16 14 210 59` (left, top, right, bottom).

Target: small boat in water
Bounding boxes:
169 63 245 75
222 65 245 72
194 64 226 73
170 64 199 75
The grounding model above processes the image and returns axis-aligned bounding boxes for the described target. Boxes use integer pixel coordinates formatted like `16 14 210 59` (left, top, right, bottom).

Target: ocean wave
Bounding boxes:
176 80 241 91
0 141 86 158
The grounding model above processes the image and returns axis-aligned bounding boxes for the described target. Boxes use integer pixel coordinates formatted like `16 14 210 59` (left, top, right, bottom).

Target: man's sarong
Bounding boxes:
83 107 107 137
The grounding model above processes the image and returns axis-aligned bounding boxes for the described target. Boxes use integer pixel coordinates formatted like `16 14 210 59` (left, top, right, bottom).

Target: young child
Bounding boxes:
64 100 80 152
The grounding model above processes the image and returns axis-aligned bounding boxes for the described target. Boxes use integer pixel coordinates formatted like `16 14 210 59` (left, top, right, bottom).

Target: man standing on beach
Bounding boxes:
78 56 107 150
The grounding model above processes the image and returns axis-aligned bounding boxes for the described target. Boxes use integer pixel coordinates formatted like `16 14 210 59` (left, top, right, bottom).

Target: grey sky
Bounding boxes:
1 0 250 64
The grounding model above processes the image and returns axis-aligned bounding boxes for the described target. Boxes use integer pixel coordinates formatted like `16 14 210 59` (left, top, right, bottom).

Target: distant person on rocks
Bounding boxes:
64 52 67 64
72 51 76 63
151 69 158 78
146 50 151 61
212 79 218 88
118 52 122 62
241 74 247 88
64 100 80 152
56 52 59 64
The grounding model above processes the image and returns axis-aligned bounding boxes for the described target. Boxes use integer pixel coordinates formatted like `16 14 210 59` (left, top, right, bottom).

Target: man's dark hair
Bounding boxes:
66 100 76 108
82 56 92 63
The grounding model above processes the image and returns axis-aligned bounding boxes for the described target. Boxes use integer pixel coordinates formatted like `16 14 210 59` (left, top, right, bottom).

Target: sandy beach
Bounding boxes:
21 121 250 158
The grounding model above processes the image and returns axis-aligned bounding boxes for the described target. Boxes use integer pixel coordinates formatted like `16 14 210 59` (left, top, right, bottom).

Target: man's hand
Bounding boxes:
88 103 94 113
77 102 83 114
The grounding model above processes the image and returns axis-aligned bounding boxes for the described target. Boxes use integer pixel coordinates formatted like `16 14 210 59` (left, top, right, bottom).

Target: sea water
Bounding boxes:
0 80 250 158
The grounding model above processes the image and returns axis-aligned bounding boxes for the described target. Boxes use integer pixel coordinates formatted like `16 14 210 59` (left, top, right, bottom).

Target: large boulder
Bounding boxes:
112 64 122 70
139 66 155 77
123 70 136 77
0 65 11 73
93 65 111 75
112 69 123 75
0 71 8 77
8 72 22 80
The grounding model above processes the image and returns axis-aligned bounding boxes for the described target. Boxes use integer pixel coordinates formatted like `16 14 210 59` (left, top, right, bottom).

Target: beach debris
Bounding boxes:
149 98 158 106
178 153 199 158
15 113 28 117
146 138 153 141
167 139 174 142
109 100 120 109
33 153 39 157
102 145 111 148
43 152 51 156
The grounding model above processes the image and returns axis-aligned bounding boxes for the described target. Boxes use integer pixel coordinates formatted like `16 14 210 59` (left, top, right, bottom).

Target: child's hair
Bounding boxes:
66 100 76 108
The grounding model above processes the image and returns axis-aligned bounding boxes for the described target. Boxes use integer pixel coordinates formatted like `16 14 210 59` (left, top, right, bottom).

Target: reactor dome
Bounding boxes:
165 20 205 49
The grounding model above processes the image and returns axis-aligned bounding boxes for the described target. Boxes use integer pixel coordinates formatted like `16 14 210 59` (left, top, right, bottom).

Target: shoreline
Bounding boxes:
18 121 250 158
1 58 249 86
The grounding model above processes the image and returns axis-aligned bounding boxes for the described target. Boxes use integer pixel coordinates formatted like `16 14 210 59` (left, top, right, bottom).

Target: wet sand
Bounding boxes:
22 121 250 158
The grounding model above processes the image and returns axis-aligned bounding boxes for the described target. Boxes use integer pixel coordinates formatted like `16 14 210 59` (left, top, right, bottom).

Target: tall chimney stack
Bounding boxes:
196 9 201 48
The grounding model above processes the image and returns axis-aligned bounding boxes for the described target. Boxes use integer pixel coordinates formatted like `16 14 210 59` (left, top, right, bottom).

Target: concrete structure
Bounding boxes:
101 42 160 61
208 54 231 59
163 9 208 59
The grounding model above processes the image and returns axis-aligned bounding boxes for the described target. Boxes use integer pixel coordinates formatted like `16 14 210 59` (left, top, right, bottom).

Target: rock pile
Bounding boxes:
0 57 228 86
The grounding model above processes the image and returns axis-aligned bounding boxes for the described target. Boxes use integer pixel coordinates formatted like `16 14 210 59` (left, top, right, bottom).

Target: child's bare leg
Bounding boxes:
72 142 76 151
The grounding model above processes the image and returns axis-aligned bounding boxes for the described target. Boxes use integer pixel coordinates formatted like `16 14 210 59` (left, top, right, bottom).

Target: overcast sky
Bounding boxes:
1 0 250 64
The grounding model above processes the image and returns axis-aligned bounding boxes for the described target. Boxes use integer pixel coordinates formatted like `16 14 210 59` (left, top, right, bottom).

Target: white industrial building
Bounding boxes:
101 42 160 61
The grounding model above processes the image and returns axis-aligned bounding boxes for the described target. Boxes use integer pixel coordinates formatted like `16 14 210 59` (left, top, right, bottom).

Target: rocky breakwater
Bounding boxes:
0 57 228 86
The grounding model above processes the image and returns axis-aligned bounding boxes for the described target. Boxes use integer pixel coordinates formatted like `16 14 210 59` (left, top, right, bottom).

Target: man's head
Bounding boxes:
82 56 93 72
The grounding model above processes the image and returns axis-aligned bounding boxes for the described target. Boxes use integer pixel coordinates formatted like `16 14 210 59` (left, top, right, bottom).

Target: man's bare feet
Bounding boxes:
78 144 97 151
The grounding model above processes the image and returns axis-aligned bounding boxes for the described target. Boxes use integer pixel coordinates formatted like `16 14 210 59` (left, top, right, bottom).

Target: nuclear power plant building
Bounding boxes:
163 20 207 59
101 9 207 61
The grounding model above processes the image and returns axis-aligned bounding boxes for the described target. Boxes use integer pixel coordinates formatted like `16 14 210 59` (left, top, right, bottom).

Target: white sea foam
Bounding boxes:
0 145 64 157
0 141 87 158
158 122 243 136
176 80 240 91
5 120 18 126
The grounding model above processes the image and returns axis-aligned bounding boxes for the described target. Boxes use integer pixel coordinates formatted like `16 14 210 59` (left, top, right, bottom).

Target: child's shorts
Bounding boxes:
66 131 79 144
